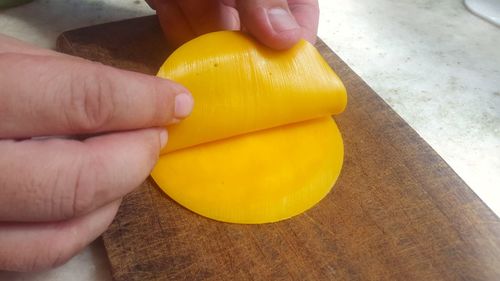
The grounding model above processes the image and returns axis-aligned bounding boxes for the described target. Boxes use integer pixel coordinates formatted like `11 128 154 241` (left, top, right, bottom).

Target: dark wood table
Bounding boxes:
57 16 500 281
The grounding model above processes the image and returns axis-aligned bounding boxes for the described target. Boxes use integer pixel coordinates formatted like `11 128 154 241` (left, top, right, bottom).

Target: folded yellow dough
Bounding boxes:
151 31 347 224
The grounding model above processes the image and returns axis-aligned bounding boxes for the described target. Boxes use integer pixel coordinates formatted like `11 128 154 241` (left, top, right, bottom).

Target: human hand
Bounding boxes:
147 0 319 49
0 34 193 271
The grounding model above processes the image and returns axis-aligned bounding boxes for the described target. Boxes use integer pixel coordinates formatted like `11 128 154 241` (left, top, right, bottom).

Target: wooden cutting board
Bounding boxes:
57 16 500 281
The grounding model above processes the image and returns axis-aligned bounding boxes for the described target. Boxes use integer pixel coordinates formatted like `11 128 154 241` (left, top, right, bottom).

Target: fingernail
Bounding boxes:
267 7 300 32
174 93 194 119
159 129 168 149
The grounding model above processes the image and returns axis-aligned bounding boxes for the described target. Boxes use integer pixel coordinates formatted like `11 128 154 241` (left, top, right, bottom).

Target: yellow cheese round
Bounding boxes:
151 117 343 224
152 31 346 223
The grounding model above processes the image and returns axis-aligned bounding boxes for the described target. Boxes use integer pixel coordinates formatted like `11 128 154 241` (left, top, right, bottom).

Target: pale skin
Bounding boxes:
0 0 319 272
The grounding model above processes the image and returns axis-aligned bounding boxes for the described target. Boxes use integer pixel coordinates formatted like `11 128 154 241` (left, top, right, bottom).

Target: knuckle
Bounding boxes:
144 136 161 169
34 142 91 220
43 150 79 220
70 153 106 217
64 63 115 132
71 161 96 217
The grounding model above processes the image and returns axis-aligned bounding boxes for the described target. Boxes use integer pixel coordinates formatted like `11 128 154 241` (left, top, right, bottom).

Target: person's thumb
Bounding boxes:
236 0 302 50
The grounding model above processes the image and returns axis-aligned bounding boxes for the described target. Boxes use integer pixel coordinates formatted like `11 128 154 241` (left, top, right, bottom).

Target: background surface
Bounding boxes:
0 0 499 280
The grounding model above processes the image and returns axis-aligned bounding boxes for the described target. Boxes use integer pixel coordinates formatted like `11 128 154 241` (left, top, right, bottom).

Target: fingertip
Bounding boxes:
84 128 167 184
267 7 300 33
153 78 194 125
159 128 168 150
288 0 320 45
174 92 194 119
238 3 302 50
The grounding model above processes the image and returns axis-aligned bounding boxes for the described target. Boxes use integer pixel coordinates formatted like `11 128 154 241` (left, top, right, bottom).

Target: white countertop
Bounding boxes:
1 0 499 280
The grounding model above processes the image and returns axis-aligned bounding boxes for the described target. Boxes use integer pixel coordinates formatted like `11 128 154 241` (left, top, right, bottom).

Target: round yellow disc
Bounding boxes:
151 117 343 224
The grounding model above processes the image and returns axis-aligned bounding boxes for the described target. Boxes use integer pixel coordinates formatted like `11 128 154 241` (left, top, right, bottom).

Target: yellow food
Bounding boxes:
152 117 343 224
152 31 347 224
158 31 346 153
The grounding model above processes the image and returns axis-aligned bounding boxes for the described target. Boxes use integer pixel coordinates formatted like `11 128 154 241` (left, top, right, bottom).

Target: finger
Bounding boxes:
0 34 62 57
155 0 239 48
0 128 165 222
236 0 302 50
155 0 196 47
175 0 239 34
0 200 120 272
288 0 319 44
236 0 319 49
0 53 193 139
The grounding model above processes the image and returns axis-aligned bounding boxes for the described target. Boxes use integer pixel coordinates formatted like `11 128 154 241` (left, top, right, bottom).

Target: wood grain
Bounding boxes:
57 16 500 281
